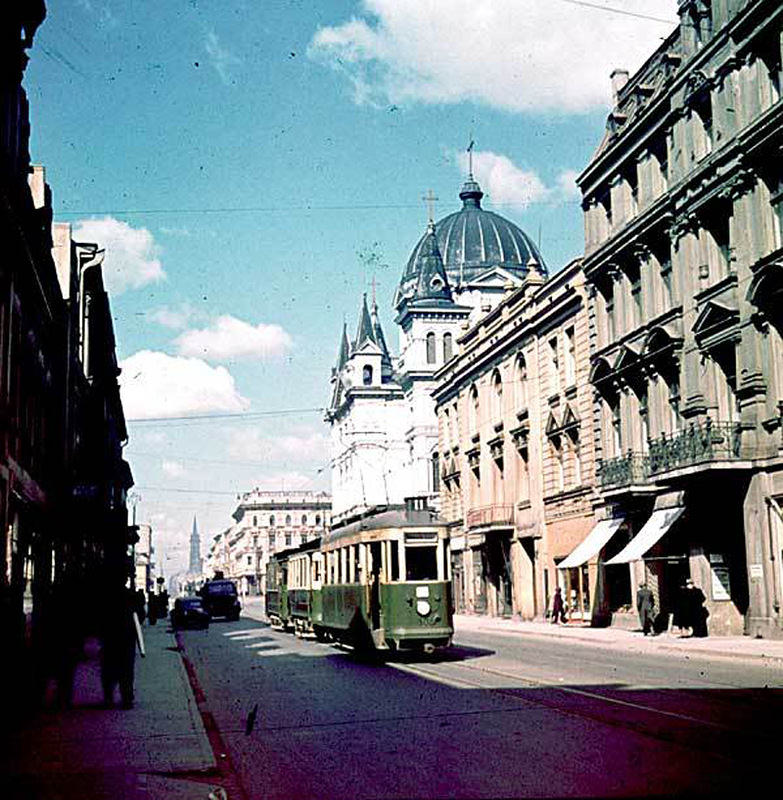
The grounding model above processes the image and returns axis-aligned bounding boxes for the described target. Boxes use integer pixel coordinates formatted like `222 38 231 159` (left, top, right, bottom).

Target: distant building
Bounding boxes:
134 523 154 593
219 490 332 595
189 516 202 575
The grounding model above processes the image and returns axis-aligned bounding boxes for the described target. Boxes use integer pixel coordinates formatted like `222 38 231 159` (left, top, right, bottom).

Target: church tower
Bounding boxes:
189 515 202 574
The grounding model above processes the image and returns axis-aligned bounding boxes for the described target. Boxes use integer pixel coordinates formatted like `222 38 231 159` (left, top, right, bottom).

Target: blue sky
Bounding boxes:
25 0 678 573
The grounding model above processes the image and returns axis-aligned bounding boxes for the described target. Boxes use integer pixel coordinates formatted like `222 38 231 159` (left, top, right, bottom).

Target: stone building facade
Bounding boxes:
433 260 597 619
206 490 331 596
577 0 783 636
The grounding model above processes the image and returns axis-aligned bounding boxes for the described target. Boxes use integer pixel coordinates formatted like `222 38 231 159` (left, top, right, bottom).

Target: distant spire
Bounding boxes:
189 516 202 574
370 295 393 375
467 133 475 178
422 189 438 225
335 321 350 372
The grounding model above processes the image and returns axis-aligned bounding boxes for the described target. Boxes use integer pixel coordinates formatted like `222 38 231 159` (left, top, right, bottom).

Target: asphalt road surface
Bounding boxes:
178 617 783 799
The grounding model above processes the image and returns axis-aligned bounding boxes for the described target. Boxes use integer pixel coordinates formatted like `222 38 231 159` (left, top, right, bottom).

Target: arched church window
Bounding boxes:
426 332 437 364
363 364 373 385
443 333 453 362
515 354 528 409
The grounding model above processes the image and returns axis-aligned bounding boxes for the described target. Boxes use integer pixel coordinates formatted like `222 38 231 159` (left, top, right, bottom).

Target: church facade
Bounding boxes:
326 176 547 526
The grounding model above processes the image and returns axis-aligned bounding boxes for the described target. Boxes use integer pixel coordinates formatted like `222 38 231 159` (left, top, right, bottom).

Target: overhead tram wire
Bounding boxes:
127 406 326 426
551 0 677 26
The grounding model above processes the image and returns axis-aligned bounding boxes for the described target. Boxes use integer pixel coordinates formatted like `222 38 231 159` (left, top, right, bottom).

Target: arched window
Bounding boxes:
285 514 292 526
252 515 257 527
426 332 436 364
492 370 503 422
362 364 373 385
269 515 275 527
301 514 307 525
515 354 528 410
469 384 479 434
315 514 321 526
443 332 453 362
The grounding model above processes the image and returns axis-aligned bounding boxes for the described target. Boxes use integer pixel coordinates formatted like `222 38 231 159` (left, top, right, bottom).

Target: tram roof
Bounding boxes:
323 506 447 548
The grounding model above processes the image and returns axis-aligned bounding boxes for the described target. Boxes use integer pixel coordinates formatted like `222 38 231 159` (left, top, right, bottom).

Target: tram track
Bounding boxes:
390 657 777 766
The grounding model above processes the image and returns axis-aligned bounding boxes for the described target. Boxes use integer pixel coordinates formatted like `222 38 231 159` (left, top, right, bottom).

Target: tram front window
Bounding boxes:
406 546 438 581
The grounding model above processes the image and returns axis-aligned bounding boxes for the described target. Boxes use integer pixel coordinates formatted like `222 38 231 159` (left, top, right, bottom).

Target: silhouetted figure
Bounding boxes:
148 590 158 626
46 580 84 708
134 589 146 625
550 586 567 624
636 583 655 635
686 579 709 637
100 580 138 709
672 581 690 635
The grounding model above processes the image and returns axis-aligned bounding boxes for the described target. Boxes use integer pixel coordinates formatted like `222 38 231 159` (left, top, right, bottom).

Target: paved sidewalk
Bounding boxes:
1 621 219 800
455 613 783 664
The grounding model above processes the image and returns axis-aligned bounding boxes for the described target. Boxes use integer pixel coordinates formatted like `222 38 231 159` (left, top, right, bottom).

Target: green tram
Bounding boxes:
317 503 453 653
286 537 323 637
265 549 291 629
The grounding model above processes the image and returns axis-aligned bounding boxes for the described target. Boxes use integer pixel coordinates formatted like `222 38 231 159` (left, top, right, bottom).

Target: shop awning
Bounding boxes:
605 506 685 565
557 517 625 569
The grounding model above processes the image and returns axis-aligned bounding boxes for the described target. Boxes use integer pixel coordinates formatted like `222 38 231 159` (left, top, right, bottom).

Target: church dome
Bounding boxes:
397 178 547 304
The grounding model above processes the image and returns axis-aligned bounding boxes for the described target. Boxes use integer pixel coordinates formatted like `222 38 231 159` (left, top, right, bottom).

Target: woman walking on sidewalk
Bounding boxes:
550 587 567 624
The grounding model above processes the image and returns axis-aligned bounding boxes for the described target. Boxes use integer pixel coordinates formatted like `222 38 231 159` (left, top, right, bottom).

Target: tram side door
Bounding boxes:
370 541 382 630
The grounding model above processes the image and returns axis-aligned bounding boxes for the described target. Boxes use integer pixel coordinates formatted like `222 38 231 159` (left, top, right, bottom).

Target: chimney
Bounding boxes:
610 69 630 103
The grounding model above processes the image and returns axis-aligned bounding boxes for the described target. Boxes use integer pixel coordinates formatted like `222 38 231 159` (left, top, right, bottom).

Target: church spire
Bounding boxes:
411 220 452 304
354 293 377 350
189 515 202 574
334 321 350 372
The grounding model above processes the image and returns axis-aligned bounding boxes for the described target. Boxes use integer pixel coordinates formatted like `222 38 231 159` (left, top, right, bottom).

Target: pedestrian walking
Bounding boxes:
672 580 690 635
550 586 567 624
636 583 655 635
686 579 709 637
100 578 139 709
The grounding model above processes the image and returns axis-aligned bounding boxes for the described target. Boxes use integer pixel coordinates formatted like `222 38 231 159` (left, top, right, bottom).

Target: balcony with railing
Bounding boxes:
466 504 514 530
598 419 745 489
597 451 650 489
648 419 743 476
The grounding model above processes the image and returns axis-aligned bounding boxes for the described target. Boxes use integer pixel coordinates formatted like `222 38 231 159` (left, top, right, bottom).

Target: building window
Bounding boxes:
285 514 292 525
693 93 713 159
551 438 565 493
567 429 582 487
269 515 275 527
548 336 560 394
651 135 668 194
492 370 503 423
432 452 440 492
771 176 783 250
660 259 673 308
253 515 257 526
667 377 681 432
469 384 479 435
606 294 616 342
443 332 453 362
611 399 622 456
301 514 307 525
639 388 650 452
285 532 292 546
362 364 373 385
515 354 528 409
426 332 436 364
564 327 576 387
315 514 321 525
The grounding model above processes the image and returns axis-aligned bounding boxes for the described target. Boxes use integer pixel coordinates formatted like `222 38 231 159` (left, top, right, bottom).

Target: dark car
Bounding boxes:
171 597 210 630
199 579 241 621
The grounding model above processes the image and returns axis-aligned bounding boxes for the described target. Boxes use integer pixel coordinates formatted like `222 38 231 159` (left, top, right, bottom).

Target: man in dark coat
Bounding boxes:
686 579 709 637
636 583 655 635
550 586 567 624
100 579 138 708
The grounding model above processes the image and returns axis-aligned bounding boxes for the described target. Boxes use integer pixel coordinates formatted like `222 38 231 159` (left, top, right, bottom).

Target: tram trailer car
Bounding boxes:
286 537 324 637
317 501 453 653
265 549 294 629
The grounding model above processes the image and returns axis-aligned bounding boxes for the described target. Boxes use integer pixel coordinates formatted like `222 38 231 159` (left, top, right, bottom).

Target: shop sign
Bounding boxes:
709 553 730 601
749 563 763 580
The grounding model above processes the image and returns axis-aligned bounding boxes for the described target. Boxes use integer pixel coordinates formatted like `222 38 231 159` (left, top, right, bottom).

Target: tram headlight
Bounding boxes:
416 600 431 616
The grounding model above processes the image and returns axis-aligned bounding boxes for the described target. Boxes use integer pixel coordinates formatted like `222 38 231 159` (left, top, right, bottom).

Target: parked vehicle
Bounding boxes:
171 596 210 630
199 579 241 621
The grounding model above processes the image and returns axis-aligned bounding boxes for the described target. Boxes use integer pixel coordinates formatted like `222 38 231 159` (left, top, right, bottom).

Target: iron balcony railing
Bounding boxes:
597 419 744 488
648 419 742 475
598 452 650 489
466 504 514 529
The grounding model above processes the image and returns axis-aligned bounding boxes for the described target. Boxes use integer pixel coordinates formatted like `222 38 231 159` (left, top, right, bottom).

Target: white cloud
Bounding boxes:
150 303 198 330
309 0 678 113
72 217 165 295
119 350 250 419
205 30 241 85
227 429 329 463
455 149 580 210
161 460 185 478
174 315 293 362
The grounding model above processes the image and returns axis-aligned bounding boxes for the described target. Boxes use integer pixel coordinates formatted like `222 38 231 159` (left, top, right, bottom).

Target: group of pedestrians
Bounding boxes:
637 578 709 637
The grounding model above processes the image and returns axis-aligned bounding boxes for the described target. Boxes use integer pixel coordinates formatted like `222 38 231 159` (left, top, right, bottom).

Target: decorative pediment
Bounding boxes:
746 259 783 308
488 433 504 462
589 356 614 384
561 403 579 432
693 298 739 344
352 339 383 357
612 344 641 373
642 323 683 357
545 411 559 436
468 266 523 288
